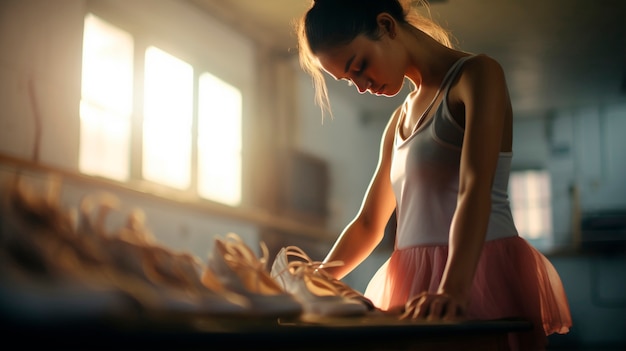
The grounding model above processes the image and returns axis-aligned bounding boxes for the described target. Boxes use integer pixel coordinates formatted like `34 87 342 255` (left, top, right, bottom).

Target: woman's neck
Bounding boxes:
403 26 464 90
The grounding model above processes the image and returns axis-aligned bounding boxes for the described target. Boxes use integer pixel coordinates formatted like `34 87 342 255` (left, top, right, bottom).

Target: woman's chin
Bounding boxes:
369 83 403 97
380 88 401 97
383 83 405 97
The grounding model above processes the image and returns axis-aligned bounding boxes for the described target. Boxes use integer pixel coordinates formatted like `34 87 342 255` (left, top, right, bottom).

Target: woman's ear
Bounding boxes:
377 13 397 39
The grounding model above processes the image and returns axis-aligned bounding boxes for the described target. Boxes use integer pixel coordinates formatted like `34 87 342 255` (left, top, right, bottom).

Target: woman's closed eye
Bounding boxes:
354 61 367 75
339 60 366 87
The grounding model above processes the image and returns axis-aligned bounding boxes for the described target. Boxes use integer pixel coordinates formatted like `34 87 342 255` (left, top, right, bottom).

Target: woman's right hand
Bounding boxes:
399 291 468 321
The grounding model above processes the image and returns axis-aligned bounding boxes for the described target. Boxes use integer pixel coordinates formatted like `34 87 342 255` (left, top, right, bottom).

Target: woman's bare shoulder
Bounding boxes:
451 54 507 101
461 54 506 82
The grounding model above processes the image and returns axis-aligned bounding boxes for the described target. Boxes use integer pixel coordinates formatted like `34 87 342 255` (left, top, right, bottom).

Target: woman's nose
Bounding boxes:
354 79 372 94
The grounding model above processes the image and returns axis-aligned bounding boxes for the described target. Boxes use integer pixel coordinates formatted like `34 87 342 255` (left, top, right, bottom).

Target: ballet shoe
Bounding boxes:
140 244 250 316
270 246 371 320
0 183 249 318
96 212 250 316
204 233 302 318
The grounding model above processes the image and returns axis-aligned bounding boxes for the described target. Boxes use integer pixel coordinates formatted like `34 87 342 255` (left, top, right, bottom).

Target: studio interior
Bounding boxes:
0 1 624 350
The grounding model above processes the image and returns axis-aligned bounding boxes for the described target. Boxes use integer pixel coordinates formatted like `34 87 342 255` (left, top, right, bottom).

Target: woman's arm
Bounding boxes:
321 107 400 280
404 54 511 320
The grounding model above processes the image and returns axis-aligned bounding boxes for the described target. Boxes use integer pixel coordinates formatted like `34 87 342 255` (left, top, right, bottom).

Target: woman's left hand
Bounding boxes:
399 291 468 321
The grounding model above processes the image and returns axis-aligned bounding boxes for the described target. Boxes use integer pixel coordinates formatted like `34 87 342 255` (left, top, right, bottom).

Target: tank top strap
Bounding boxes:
441 54 476 97
408 54 477 135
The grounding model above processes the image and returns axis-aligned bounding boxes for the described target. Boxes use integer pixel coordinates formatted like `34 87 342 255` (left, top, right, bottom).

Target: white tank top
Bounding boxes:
391 55 519 249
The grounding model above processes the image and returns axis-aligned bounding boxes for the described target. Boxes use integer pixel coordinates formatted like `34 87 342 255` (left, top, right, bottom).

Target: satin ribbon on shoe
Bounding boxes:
204 233 303 318
271 246 374 320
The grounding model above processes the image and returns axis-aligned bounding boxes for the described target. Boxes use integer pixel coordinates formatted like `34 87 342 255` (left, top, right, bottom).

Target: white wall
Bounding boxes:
0 0 84 168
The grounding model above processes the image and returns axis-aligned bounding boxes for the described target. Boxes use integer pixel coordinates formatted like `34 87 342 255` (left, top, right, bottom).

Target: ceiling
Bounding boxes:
190 0 626 118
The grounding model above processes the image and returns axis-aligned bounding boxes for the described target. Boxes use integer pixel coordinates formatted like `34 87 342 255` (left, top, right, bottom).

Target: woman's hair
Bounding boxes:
296 0 453 116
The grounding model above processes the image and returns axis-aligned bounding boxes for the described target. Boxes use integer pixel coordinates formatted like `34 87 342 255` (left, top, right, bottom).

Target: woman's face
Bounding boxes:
316 33 407 97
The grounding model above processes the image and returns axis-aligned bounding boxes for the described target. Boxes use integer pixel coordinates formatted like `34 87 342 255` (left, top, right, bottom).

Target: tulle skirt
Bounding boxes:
364 236 572 351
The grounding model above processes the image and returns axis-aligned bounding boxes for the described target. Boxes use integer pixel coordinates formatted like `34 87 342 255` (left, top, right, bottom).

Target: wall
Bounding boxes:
547 106 626 249
511 107 626 348
0 0 83 168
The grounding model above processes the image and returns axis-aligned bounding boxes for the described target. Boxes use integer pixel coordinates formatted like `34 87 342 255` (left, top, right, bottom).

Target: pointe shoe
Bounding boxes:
1 182 248 318
95 208 249 316
270 246 371 320
204 233 302 318
64 192 249 316
141 245 250 315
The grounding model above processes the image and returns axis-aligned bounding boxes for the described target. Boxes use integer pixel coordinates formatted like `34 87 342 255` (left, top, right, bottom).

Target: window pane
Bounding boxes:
527 206 543 239
512 207 527 236
79 14 133 181
143 47 193 190
509 170 553 241
197 73 242 206
81 14 133 115
79 102 130 181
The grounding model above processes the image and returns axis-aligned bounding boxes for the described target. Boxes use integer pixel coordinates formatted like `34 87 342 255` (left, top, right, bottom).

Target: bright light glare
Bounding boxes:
79 14 133 181
79 102 130 181
197 73 242 206
142 46 193 190
510 170 553 239
81 14 133 115
80 16 243 205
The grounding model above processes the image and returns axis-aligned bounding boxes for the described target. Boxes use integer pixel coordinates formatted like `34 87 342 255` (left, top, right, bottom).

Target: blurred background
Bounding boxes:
0 0 624 349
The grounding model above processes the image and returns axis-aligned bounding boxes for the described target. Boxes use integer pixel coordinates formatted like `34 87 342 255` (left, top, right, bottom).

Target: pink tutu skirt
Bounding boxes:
364 236 572 351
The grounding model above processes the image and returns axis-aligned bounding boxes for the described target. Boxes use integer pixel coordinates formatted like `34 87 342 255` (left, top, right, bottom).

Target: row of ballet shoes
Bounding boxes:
0 180 250 323
202 233 377 321
1 178 376 322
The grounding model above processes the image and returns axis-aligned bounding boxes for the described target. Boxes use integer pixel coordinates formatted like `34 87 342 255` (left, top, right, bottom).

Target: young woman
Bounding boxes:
296 0 572 349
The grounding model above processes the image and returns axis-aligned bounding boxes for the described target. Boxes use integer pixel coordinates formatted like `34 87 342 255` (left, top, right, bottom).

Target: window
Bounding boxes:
197 73 242 206
142 46 194 190
509 170 553 244
80 14 243 206
80 14 133 182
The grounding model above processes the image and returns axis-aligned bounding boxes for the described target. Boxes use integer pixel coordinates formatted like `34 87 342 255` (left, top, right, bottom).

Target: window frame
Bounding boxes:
80 5 248 207
509 168 554 251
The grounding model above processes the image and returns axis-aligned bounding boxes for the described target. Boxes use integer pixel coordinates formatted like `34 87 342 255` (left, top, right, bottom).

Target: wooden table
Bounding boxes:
3 312 532 351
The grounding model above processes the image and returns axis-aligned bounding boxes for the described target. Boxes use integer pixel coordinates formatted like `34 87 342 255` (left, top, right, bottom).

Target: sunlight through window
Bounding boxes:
80 15 244 207
510 170 553 240
143 47 193 190
197 73 242 206
79 14 133 181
